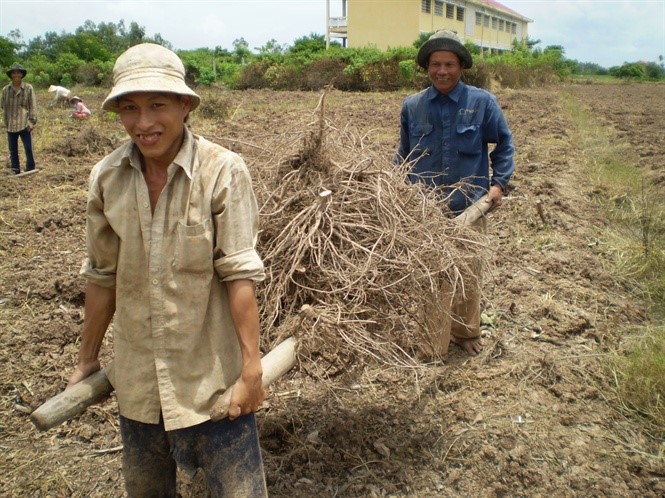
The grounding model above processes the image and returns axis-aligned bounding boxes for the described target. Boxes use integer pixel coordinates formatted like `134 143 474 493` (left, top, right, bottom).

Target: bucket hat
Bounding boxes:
102 43 200 112
6 64 27 78
417 30 473 69
70 96 82 103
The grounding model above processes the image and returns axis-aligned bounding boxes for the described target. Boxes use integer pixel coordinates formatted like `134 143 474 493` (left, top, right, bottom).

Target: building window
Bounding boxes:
457 6 464 21
512 22 517 34
499 19 504 31
475 12 482 25
421 0 431 14
446 4 454 19
484 14 490 27
435 0 443 16
492 17 498 29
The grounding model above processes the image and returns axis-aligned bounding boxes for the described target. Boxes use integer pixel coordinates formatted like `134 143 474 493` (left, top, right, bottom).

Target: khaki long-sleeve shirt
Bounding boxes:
81 128 265 431
1 82 37 131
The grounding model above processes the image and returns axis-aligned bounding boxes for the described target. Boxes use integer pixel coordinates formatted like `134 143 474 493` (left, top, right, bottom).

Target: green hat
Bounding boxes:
6 64 27 78
417 30 473 69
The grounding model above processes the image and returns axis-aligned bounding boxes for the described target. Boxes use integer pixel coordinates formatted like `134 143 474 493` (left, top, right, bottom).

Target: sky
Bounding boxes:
1 0 664 68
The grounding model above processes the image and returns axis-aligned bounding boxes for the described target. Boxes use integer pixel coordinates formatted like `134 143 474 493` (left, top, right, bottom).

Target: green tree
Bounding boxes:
412 32 434 49
256 39 286 59
62 32 111 62
290 33 328 54
610 62 646 79
232 37 251 63
575 62 608 75
126 22 146 46
0 36 18 68
644 61 664 80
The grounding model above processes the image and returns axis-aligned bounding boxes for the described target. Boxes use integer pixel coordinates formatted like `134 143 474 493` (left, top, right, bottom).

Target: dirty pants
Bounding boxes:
119 413 268 498
431 216 486 356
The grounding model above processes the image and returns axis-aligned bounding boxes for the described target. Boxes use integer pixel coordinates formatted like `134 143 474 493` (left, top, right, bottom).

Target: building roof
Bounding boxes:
476 0 533 22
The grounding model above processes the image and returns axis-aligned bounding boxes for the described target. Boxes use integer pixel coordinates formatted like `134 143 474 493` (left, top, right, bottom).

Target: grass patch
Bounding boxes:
564 92 665 434
565 93 665 306
611 327 665 437
570 74 622 85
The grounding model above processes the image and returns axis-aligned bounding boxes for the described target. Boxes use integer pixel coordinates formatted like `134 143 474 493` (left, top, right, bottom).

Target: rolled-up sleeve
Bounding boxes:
211 156 265 282
79 167 119 288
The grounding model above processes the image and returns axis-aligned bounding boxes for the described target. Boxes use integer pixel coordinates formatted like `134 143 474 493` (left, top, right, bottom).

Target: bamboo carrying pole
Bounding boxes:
454 194 492 226
30 366 113 431
30 337 297 431
209 336 297 420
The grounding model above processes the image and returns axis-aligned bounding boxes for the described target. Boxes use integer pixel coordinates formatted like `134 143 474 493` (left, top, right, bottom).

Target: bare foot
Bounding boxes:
451 336 483 356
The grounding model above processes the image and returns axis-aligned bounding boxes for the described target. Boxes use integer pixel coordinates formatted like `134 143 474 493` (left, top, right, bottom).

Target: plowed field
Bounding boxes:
1 83 663 497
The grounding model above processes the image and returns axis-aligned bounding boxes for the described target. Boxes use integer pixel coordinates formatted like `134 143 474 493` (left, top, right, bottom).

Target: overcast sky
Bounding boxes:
1 0 663 68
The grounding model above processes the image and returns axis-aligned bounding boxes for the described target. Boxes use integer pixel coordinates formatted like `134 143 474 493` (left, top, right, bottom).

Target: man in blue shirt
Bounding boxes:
395 30 515 357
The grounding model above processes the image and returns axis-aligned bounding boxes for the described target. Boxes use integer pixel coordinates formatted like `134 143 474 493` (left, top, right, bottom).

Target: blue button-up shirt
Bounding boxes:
395 82 514 214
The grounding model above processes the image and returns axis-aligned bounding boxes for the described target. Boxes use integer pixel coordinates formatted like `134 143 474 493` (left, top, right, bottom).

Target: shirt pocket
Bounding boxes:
409 123 434 154
173 220 213 274
456 124 482 156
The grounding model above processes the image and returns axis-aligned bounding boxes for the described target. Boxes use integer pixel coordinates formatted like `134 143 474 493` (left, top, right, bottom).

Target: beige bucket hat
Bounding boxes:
102 43 200 112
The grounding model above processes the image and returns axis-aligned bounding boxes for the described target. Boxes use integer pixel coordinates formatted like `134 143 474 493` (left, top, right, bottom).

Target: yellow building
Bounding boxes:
328 0 532 54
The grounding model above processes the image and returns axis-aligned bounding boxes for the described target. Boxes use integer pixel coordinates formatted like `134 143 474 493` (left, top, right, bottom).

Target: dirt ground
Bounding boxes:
1 83 664 497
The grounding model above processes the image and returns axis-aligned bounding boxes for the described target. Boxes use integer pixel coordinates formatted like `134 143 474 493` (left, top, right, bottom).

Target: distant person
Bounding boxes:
48 85 72 108
394 30 515 357
69 96 91 119
67 43 268 496
1 63 37 174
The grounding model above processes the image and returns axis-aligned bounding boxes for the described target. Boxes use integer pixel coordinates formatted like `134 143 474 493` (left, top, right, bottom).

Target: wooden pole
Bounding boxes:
12 169 40 178
210 336 297 420
30 367 113 431
454 194 492 226
30 337 298 431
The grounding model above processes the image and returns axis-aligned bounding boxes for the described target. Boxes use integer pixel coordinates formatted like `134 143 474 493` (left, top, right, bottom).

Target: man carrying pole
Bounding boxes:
67 43 268 496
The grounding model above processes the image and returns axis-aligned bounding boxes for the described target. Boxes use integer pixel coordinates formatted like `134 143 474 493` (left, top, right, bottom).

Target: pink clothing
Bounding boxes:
71 100 91 118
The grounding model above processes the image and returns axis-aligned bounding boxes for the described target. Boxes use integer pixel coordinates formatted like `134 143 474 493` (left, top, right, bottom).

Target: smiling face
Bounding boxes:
426 51 463 95
117 92 192 169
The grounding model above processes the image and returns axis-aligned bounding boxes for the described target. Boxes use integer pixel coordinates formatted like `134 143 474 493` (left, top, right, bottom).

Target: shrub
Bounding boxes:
236 60 271 89
60 73 74 88
216 62 243 88
610 62 646 79
462 60 492 89
196 92 234 121
302 57 352 90
76 62 105 85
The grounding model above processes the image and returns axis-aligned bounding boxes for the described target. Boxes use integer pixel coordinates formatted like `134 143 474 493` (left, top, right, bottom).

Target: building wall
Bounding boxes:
343 0 530 53
347 1 419 49
466 3 529 52
419 0 466 37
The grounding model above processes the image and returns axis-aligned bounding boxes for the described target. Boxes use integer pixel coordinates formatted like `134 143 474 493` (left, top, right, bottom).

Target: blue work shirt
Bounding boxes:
395 82 515 214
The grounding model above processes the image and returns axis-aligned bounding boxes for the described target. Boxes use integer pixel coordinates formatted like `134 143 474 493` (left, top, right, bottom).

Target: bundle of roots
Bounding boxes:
252 91 489 378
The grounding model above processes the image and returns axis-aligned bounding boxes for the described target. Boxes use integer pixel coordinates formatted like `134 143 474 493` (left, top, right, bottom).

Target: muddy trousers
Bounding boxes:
432 217 486 356
7 128 35 174
119 413 268 498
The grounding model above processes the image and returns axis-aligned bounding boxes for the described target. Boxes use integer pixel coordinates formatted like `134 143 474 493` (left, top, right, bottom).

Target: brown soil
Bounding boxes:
1 83 664 497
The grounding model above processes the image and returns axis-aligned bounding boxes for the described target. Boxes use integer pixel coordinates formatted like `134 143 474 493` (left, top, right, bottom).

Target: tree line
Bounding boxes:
1 20 663 92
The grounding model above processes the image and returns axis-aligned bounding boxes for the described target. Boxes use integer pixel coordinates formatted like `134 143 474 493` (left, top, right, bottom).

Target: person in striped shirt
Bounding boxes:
1 64 37 174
